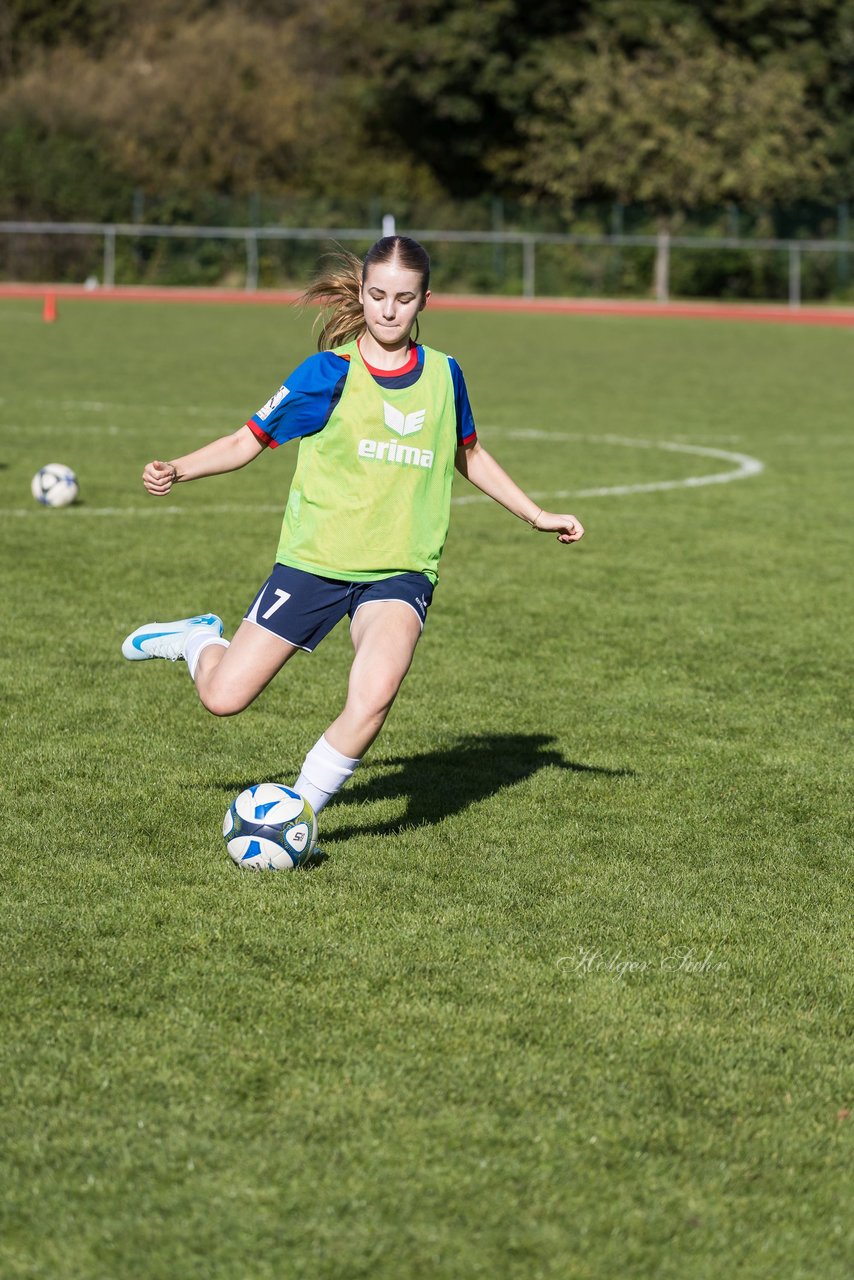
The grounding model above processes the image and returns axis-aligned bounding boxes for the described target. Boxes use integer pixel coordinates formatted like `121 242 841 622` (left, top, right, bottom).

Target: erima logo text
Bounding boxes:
358 439 434 468
384 402 426 436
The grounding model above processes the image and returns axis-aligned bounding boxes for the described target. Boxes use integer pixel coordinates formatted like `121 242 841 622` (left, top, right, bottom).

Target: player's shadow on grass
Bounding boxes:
326 733 633 840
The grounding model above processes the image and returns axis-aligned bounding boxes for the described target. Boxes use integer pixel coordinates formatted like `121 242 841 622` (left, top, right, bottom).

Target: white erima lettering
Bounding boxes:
358 439 434 468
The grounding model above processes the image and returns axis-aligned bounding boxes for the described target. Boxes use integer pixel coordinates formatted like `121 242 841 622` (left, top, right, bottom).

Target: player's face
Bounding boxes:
360 260 429 350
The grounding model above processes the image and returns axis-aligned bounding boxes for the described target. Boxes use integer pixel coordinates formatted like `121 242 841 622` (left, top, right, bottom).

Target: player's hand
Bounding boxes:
536 511 585 544
143 460 178 495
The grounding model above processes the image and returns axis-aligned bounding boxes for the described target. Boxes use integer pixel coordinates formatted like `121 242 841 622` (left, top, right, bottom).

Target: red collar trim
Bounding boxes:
357 339 418 377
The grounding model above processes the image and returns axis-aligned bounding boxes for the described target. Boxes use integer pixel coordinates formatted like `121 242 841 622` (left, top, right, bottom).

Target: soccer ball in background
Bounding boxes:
31 463 79 507
224 784 317 870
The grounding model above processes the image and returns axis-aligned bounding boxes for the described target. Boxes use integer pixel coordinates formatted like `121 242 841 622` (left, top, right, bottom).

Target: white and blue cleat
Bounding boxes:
122 614 223 662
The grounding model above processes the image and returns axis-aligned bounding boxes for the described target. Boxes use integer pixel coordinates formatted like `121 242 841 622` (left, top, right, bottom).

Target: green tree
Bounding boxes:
1 0 851 221
0 6 443 218
0 0 119 80
312 0 851 205
515 25 830 218
312 0 590 198
702 0 854 197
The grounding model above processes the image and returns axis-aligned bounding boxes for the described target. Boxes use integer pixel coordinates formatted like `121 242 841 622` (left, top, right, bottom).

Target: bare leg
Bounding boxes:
324 601 423 758
194 620 300 716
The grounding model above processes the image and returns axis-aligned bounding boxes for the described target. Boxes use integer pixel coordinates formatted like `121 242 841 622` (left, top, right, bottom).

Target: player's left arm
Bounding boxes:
454 441 584 544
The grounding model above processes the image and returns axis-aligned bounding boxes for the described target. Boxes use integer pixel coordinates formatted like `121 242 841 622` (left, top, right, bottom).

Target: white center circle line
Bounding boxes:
453 432 764 503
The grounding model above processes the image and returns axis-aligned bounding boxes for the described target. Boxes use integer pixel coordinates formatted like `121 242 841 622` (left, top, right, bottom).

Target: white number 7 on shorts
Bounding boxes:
262 589 292 620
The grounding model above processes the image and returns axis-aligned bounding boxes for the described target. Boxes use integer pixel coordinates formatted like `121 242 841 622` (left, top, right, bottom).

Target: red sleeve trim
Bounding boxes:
247 419 277 448
460 430 478 446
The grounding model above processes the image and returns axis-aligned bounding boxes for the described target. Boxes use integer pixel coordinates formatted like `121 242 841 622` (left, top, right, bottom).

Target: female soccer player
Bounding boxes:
122 235 584 818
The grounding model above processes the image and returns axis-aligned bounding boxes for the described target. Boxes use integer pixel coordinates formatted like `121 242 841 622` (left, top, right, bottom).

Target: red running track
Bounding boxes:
3 283 854 327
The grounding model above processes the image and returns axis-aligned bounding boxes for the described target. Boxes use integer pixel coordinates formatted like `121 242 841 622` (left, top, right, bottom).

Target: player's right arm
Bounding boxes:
143 351 348 495
142 425 265 494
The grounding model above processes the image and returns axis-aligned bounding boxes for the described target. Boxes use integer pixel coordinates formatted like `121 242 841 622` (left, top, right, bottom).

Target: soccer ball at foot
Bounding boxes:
31 463 79 507
223 784 317 870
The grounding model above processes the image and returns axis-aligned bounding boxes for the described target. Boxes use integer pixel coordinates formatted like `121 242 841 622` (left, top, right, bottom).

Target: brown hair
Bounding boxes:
302 236 431 351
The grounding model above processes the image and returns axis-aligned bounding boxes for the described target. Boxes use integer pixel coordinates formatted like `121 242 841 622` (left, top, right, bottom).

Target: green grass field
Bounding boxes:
1 297 852 1279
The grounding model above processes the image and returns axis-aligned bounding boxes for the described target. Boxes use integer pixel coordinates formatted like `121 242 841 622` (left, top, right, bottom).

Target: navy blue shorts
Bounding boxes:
244 564 434 652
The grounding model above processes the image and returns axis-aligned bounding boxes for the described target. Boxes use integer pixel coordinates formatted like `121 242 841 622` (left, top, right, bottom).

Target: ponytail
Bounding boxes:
301 250 366 351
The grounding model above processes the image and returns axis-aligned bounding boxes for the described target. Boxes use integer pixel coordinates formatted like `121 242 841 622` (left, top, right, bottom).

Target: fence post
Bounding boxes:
788 243 801 308
522 237 536 298
838 202 850 289
492 196 504 285
245 231 259 291
103 225 116 288
655 229 670 303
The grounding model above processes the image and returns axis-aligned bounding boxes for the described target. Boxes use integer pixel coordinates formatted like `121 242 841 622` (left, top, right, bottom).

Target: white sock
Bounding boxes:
185 632 229 681
294 734 361 815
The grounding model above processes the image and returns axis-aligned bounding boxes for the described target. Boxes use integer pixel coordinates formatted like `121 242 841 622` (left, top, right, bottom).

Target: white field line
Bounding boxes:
26 398 248 417
1 434 764 517
453 432 764 503
0 398 248 428
10 424 218 437
3 503 285 518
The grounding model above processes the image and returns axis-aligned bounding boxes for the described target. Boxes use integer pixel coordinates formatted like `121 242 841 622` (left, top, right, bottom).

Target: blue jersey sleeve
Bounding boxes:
449 357 477 446
247 351 351 448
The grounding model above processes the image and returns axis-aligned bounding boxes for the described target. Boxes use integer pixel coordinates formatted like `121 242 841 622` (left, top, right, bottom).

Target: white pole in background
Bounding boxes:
788 244 801 308
382 214 396 237
103 226 116 288
655 229 670 303
523 237 536 298
245 231 259 291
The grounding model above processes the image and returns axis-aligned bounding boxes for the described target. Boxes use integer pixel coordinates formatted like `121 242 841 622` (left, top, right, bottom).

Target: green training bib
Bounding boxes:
275 342 457 584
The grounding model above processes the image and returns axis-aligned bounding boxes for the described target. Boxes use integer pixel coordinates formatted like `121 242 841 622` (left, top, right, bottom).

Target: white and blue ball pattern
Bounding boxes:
31 462 79 507
223 783 317 871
